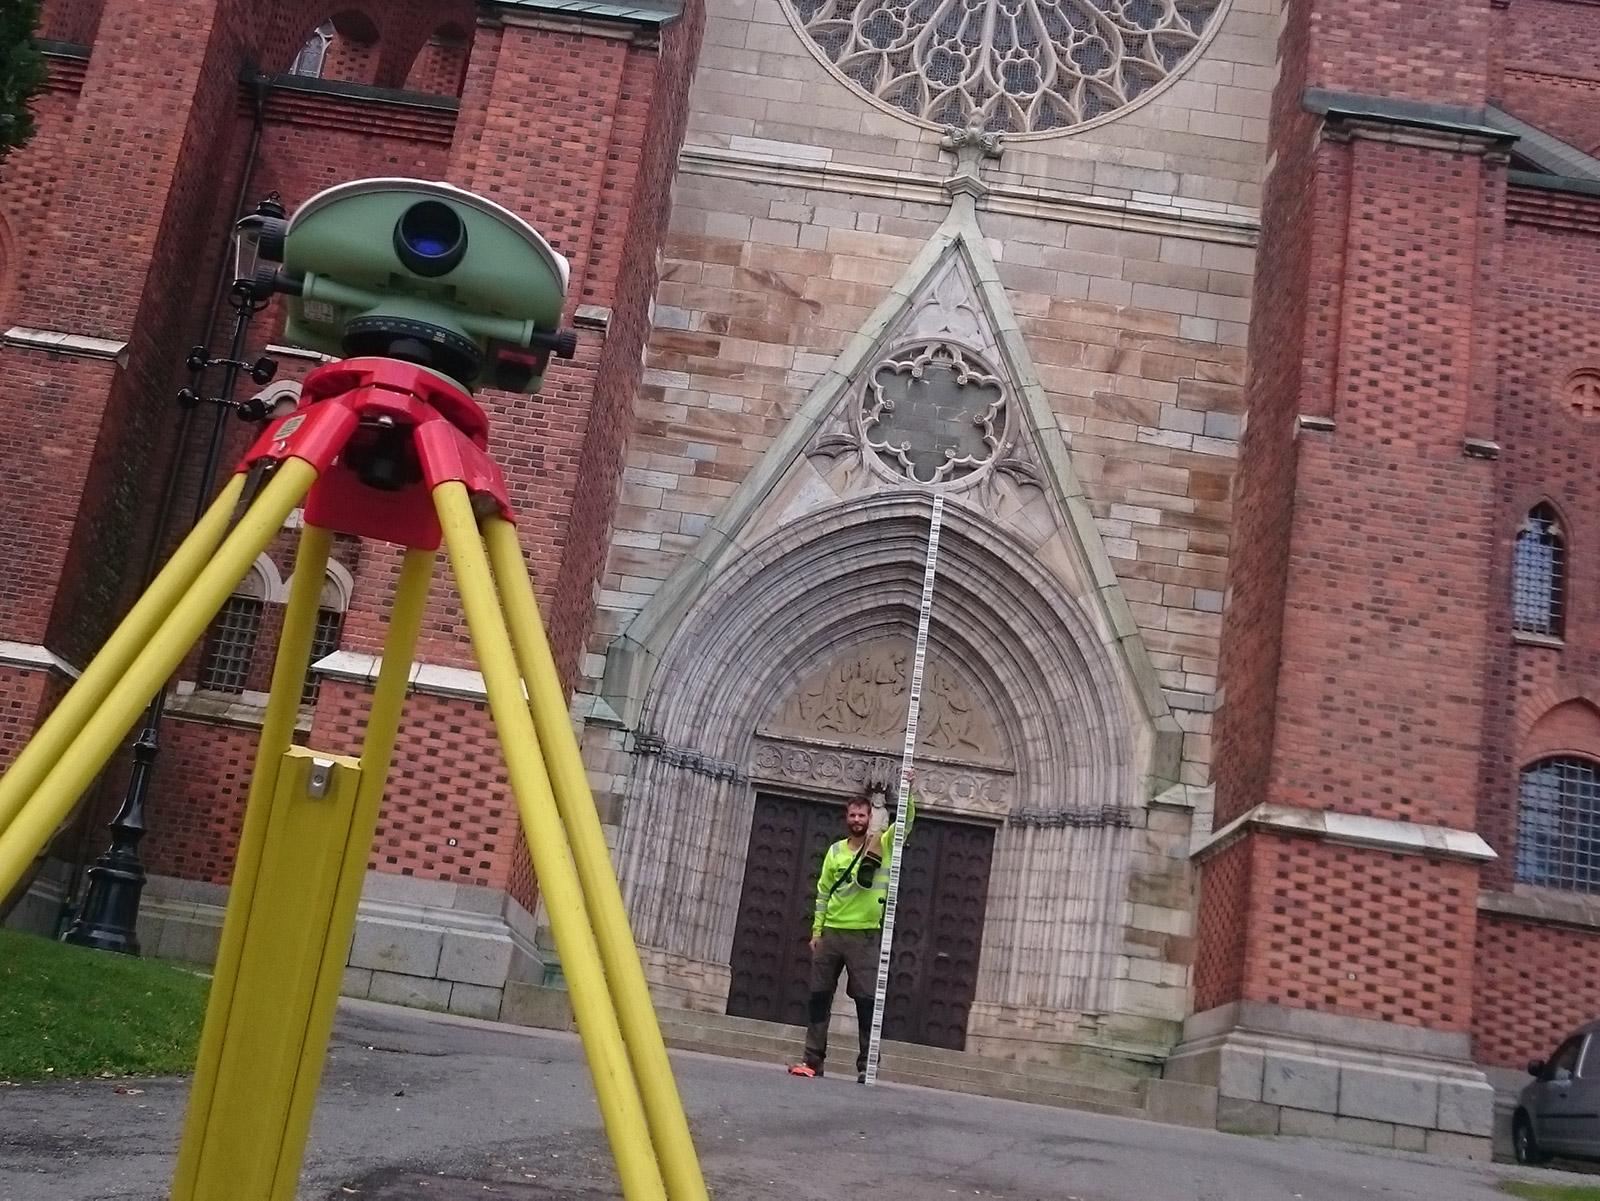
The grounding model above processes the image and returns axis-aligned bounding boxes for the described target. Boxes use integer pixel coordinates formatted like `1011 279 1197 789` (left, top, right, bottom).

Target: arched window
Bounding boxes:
199 561 277 693
1513 504 1566 637
1518 757 1600 891
291 22 335 78
298 565 352 707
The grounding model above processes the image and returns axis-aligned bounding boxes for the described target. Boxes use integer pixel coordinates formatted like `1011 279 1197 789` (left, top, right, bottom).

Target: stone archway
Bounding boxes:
615 493 1149 1019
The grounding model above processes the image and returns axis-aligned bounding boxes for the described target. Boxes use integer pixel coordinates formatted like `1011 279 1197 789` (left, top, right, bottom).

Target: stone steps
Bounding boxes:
651 1005 1149 1119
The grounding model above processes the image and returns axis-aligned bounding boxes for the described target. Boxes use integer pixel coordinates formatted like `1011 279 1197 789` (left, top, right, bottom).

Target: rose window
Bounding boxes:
862 341 1007 484
785 0 1227 135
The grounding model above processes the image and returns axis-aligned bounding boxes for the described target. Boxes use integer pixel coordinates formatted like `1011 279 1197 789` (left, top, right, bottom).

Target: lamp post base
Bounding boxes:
62 855 147 954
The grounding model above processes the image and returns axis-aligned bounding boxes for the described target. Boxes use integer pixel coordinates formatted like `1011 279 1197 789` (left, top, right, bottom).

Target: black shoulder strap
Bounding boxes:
825 841 867 901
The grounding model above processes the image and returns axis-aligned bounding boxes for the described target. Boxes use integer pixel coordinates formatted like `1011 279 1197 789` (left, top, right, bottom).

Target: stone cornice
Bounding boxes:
1194 802 1497 864
0 640 81 680
314 650 507 702
3 327 128 365
676 144 1259 247
1480 886 1600 933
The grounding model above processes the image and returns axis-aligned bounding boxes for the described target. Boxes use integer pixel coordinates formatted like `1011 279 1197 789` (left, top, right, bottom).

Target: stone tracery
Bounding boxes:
785 0 1226 135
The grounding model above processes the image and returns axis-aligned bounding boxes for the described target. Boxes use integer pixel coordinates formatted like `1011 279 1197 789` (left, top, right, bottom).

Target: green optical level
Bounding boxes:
240 178 578 394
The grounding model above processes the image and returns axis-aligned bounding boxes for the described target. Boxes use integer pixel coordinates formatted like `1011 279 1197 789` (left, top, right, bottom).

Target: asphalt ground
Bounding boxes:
2 998 1597 1200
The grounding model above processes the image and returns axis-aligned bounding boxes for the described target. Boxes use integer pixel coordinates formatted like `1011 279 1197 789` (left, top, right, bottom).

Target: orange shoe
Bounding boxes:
787 1062 821 1077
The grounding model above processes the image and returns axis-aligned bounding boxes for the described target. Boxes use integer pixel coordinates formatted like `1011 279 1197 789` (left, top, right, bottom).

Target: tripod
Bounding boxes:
0 356 707 1201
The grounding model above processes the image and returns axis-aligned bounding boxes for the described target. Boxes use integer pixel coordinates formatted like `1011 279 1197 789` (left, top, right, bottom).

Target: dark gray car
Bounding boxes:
1514 1019 1600 1164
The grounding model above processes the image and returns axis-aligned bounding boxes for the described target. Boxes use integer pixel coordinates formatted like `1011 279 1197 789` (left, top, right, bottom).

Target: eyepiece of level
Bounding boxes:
394 201 467 276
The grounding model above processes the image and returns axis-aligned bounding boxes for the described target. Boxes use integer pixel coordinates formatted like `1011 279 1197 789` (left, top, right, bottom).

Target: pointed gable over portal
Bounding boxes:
603 136 1182 792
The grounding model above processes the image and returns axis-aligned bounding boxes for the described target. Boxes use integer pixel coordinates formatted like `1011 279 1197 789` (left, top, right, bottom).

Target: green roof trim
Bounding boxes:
488 0 682 27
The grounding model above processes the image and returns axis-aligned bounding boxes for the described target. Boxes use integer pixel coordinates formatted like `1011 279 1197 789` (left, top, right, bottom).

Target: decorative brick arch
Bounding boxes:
1516 684 1597 748
1521 697 1600 766
403 22 472 97
40 0 105 45
616 494 1144 1013
268 1 475 89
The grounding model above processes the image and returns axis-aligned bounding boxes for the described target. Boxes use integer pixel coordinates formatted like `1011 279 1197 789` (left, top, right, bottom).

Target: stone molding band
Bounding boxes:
1480 886 1600 934
3 326 129 365
1193 802 1497 864
676 144 1260 246
314 650 497 702
0 640 82 680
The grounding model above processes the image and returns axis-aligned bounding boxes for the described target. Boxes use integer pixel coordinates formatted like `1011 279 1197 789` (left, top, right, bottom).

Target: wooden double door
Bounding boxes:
726 792 993 1050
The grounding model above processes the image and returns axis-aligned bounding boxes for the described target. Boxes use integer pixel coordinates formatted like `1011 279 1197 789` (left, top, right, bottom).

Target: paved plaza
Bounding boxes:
0 999 1593 1200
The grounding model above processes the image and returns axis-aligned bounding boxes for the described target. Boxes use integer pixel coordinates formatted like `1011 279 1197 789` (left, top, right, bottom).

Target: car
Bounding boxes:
1514 1019 1600 1165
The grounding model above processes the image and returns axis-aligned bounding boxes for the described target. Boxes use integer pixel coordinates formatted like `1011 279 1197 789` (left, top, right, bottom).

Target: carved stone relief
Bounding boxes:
748 736 1015 821
762 639 1009 767
905 258 996 352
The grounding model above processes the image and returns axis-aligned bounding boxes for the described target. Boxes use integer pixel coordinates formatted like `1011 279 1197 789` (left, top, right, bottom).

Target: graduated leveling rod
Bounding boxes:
0 179 707 1201
862 492 946 1085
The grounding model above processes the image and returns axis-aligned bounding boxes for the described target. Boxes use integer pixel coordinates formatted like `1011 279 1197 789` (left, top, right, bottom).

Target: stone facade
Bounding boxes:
580 0 1274 1078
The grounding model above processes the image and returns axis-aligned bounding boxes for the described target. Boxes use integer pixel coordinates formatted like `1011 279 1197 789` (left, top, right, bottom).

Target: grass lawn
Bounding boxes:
1502 1182 1600 1200
0 926 209 1081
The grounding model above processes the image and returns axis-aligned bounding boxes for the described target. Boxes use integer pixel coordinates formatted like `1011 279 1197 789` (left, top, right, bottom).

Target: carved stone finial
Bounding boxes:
941 117 1005 160
940 119 1003 203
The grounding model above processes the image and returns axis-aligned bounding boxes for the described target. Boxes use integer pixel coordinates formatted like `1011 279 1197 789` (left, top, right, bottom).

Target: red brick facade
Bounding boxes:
0 1 702 929
1205 0 1600 1074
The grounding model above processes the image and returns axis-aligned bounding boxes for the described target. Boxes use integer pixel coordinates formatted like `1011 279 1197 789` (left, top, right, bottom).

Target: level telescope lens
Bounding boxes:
393 200 467 276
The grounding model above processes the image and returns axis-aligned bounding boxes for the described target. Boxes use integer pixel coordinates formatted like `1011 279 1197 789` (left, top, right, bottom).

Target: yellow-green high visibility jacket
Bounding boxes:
811 793 917 936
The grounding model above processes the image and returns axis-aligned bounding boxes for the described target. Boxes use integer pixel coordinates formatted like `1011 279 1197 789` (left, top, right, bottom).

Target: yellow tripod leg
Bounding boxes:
435 482 667 1201
0 460 316 903
172 545 434 1201
484 516 709 1201
172 520 334 1200
0 474 247 840
173 746 364 1200
272 546 434 1199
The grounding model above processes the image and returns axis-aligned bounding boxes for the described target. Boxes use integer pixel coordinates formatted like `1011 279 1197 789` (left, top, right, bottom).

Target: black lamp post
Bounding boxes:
62 195 288 953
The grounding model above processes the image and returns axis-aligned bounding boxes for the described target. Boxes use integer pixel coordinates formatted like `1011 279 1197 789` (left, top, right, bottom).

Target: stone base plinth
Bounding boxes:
7 869 548 1022
1165 1001 1493 1159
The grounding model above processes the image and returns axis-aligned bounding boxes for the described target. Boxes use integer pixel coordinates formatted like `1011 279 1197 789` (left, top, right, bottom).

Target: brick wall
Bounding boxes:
1498 0 1600 155
1210 0 1314 830
1475 910 1600 1067
1310 0 1491 109
1193 836 1252 1014
1248 836 1476 1030
1477 195 1600 893
0 3 699 924
39 0 102 44
403 33 469 98
1204 0 1503 1036
0 666 54 777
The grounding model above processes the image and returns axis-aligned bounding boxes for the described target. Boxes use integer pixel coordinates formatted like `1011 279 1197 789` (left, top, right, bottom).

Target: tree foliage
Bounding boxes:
0 0 45 164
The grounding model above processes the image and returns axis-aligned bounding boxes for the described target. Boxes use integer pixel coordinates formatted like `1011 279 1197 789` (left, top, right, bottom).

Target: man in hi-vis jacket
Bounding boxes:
788 767 916 1082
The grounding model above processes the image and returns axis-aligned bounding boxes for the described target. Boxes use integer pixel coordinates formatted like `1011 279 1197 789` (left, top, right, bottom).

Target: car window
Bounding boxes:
1579 1036 1599 1080
1550 1036 1584 1079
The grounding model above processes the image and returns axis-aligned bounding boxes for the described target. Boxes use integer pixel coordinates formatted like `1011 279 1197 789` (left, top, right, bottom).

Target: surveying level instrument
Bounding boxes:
0 179 708 1201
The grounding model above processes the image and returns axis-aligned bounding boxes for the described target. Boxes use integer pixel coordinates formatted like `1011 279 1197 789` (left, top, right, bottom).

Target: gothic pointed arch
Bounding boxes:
602 199 1180 780
616 495 1145 1012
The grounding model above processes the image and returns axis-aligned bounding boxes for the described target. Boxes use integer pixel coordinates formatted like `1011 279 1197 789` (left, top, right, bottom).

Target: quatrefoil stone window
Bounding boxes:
783 0 1228 136
863 341 1007 483
1566 368 1600 419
